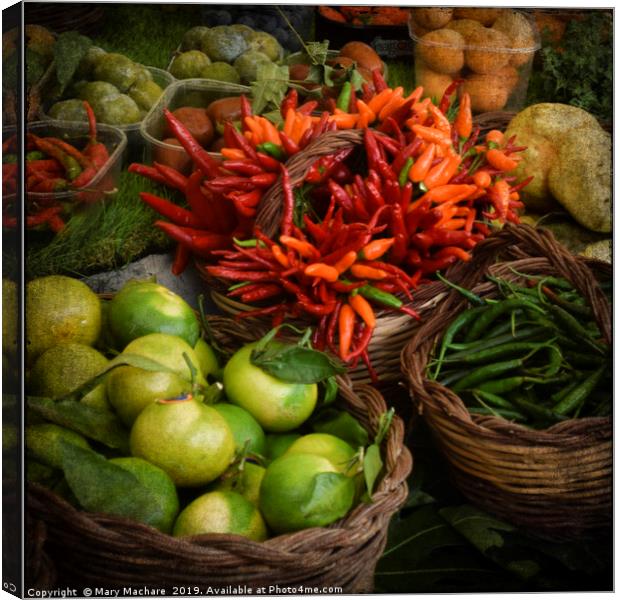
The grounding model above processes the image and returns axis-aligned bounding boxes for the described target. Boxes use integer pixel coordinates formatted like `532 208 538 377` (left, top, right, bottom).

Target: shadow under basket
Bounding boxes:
401 223 611 540
27 317 412 593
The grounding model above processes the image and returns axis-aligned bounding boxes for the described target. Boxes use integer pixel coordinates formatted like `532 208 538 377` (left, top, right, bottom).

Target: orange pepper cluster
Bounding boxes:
319 6 409 26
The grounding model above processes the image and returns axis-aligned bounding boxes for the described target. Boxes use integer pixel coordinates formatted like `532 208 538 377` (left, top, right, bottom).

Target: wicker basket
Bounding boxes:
401 223 611 540
27 316 412 593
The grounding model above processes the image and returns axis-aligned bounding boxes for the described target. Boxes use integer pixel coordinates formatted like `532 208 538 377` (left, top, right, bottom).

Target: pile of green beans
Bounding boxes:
429 273 612 428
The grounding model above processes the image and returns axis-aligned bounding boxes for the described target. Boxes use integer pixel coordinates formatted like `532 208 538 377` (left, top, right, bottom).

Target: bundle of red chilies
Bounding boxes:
130 70 530 377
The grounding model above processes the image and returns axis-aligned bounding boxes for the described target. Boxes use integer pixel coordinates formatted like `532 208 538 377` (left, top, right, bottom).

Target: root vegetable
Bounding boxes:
417 29 465 74
465 27 512 74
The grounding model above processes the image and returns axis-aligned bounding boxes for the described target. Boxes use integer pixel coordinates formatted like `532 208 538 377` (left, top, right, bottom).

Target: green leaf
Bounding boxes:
251 342 346 384
59 441 170 531
251 62 290 114
300 471 354 521
349 68 365 92
363 443 382 495
304 40 330 65
323 64 336 87
53 31 92 93
25 48 47 88
311 408 369 448
27 396 129 452
321 376 338 406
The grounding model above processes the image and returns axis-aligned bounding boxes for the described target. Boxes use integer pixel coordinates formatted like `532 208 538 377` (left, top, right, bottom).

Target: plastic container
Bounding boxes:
40 65 174 164
409 8 540 113
140 78 250 174
24 120 126 208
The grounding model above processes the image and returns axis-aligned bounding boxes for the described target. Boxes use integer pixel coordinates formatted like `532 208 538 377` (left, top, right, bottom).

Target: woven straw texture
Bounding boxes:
401 223 611 539
27 316 412 592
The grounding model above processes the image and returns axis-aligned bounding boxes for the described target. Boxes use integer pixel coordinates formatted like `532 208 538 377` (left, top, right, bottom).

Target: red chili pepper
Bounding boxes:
280 89 298 118
371 68 388 92
298 127 314 150
152 162 188 192
411 229 473 251
240 283 281 304
128 162 168 186
164 109 221 178
222 160 265 177
438 78 464 114
297 100 318 115
140 192 202 227
224 121 258 161
361 82 374 103
240 94 253 124
256 152 281 172
82 101 109 171
278 164 296 237
171 243 191 275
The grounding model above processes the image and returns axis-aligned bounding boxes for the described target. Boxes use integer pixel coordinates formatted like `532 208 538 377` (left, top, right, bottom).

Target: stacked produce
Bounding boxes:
130 69 528 374
171 24 283 84
429 273 612 427
26 275 390 539
409 8 538 112
318 6 410 26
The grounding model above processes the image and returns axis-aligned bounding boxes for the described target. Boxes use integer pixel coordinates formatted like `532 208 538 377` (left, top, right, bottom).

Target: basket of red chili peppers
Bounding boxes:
401 222 612 540
128 71 529 385
3 102 126 233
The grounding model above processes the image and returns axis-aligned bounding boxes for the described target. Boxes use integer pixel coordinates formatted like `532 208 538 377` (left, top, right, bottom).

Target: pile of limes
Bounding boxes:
26 276 369 540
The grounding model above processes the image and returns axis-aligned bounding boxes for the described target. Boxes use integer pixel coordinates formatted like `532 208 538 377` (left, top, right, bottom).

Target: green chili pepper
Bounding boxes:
477 376 528 395
233 237 258 248
398 157 413 188
26 150 45 161
451 358 524 392
336 81 352 112
548 304 607 354
469 406 527 422
509 394 567 426
471 389 516 410
553 365 606 416
447 325 552 356
357 284 402 309
443 340 551 366
256 142 286 161
436 271 486 306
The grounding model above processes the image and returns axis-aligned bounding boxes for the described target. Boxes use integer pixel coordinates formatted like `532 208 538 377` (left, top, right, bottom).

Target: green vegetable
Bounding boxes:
54 31 93 93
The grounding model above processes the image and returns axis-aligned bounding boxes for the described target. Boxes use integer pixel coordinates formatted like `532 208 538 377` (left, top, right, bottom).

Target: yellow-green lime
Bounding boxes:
223 343 317 432
26 275 101 364
107 281 200 350
212 461 265 506
29 343 110 410
193 338 219 379
259 453 355 534
284 433 358 476
130 395 235 487
26 423 91 469
212 403 266 456
106 333 206 427
264 433 301 461
109 456 180 533
173 490 267 541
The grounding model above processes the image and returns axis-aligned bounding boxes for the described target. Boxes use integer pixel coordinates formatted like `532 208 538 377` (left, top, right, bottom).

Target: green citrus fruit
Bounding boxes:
26 275 101 364
212 403 266 456
29 343 110 410
284 433 357 476
26 423 91 469
3 279 17 360
259 453 355 534
194 338 219 379
107 281 200 350
212 461 265 506
264 433 301 461
107 333 206 427
130 395 235 487
223 343 317 432
109 456 180 533
173 490 267 541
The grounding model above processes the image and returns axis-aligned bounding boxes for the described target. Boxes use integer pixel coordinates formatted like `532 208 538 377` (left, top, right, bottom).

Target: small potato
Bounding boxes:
409 8 453 30
415 63 454 102
461 72 510 112
494 65 520 92
465 27 512 74
153 138 191 174
453 8 503 26
445 18 484 43
417 29 465 74
492 10 538 67
408 15 430 40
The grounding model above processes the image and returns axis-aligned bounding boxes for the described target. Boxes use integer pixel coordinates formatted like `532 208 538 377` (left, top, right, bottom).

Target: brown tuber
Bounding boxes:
417 28 465 74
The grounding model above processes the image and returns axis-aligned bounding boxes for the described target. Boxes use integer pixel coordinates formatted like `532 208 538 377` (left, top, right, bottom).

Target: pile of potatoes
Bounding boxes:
409 8 539 112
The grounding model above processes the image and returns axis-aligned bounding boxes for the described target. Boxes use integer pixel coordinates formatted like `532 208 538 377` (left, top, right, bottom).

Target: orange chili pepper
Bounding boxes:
454 92 472 139
349 294 376 329
271 244 290 268
486 148 519 172
244 116 264 142
440 217 467 230
367 88 394 114
360 237 394 261
305 262 339 282
350 264 388 280
509 191 520 201
283 108 296 137
411 124 452 146
423 153 461 189
356 99 376 129
472 170 492 189
378 86 405 121
408 143 436 182
338 304 356 360
439 246 471 262
220 148 247 161
329 110 358 129
428 103 451 136
332 250 358 274
259 116 281 146
290 114 307 144
279 235 319 260
486 129 505 146
418 183 477 204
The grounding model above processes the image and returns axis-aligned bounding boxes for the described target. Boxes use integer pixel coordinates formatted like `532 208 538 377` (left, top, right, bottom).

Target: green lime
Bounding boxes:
212 461 265 506
109 456 180 534
264 433 301 461
223 343 317 432
107 281 199 350
130 395 235 487
284 433 357 476
26 423 91 469
194 338 219 379
212 403 266 456
173 490 267 541
259 453 355 534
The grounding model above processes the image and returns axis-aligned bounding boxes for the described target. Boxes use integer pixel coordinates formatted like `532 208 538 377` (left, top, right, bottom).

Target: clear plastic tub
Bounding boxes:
24 120 127 208
409 8 540 113
40 65 174 164
140 78 250 174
